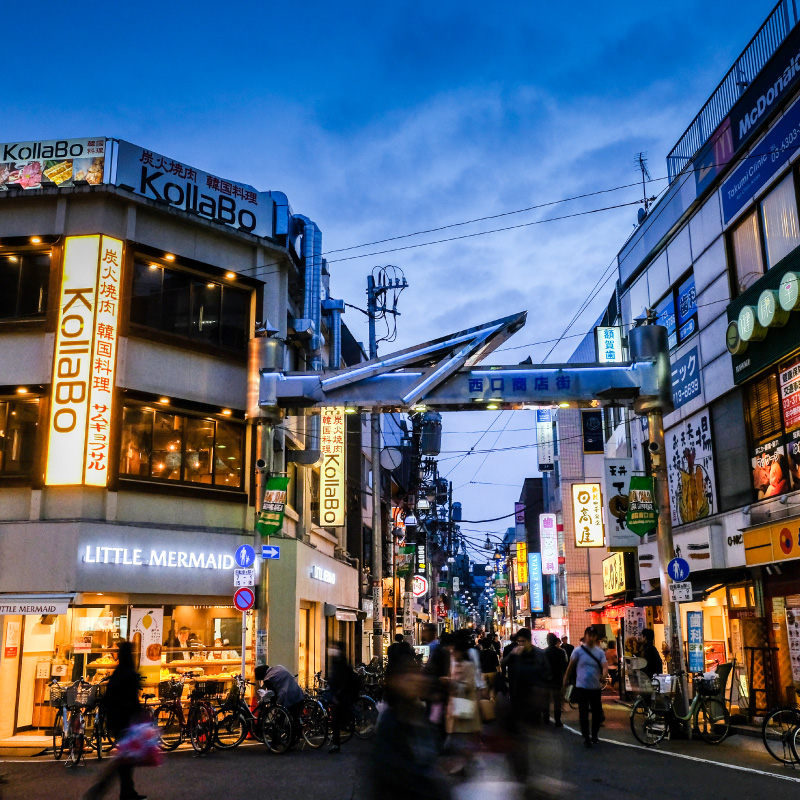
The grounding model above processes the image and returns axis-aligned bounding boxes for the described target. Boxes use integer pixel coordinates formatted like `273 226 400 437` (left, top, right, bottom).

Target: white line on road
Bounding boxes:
563 725 800 783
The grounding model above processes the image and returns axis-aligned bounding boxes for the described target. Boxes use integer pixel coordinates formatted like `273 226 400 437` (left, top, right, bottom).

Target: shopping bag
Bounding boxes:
564 684 574 702
115 722 163 767
479 697 496 722
452 697 477 719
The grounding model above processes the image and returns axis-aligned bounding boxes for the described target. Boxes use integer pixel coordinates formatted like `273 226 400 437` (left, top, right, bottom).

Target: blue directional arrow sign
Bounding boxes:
262 545 281 560
235 544 255 569
667 557 690 582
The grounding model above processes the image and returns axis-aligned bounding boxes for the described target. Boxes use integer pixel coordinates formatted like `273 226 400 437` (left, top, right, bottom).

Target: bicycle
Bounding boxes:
50 678 100 767
213 674 295 753
310 672 379 743
761 705 800 764
151 675 217 754
86 677 114 759
629 671 730 746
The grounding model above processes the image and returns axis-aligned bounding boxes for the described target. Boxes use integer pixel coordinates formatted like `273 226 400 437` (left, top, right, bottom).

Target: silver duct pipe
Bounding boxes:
323 298 345 369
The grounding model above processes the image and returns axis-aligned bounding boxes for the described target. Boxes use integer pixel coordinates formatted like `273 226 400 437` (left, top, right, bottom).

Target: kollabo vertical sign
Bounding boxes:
320 407 345 526
46 235 123 486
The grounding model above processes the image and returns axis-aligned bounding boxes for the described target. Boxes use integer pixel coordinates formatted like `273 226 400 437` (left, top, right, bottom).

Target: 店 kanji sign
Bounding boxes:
46 234 123 486
571 483 605 547
320 407 345 526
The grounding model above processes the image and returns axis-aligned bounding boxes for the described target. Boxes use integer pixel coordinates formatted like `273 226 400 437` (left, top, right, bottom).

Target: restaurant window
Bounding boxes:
0 398 39 475
654 271 698 350
120 405 243 489
0 252 50 320
129 260 249 350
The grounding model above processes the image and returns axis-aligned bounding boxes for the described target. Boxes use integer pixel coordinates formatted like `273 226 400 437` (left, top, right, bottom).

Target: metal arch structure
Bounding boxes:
260 311 673 414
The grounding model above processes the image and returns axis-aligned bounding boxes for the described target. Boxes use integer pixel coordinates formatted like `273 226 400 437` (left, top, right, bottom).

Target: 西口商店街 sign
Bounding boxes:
82 545 234 570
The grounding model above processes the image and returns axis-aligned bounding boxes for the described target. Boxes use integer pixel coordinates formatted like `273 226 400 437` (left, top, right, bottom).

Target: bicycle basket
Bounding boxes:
66 684 92 708
190 679 227 700
159 680 183 701
83 682 106 709
48 683 68 706
694 674 720 696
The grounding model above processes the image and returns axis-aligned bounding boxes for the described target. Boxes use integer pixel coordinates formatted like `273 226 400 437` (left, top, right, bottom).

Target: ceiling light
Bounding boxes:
344 407 358 414
225 271 236 279
149 263 159 270
164 254 175 261
412 404 427 412
158 397 169 404
16 387 27 394
558 402 570 408
30 236 41 244
221 409 232 416
207 283 215 288
486 403 499 410
7 256 18 262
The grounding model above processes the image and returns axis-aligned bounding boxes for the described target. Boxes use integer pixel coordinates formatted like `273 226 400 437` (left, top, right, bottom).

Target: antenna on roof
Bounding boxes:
635 151 652 222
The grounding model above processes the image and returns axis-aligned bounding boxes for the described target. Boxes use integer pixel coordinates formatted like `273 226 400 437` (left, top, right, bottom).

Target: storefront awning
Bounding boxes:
323 603 366 621
633 570 750 607
0 594 75 615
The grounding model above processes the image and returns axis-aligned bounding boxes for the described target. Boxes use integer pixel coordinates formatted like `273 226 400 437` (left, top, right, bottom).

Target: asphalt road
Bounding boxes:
3 703 800 800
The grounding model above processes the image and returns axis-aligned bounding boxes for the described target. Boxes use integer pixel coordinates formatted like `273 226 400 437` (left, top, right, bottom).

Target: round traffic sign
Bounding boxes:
412 574 429 598
667 557 690 582
235 544 256 569
234 586 255 611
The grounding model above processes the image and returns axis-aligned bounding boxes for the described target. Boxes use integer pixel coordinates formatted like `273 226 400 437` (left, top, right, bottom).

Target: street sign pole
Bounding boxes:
241 609 247 678
253 421 275 672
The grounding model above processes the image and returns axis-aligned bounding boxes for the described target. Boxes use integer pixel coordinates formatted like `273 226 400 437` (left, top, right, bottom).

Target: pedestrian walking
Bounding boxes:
543 633 568 726
640 628 663 679
82 641 147 800
479 637 500 694
327 641 360 754
563 626 608 747
387 633 415 674
560 636 574 660
445 635 480 775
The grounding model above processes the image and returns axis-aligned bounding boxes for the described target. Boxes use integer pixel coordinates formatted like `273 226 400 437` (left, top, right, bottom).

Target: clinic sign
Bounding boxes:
320 407 345 526
46 235 123 486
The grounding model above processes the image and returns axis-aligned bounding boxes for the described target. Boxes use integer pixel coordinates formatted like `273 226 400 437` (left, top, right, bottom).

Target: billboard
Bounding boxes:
320 407 346 526
0 138 105 190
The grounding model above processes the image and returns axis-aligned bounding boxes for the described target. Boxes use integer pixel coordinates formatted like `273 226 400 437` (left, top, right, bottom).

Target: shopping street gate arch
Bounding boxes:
260 311 673 414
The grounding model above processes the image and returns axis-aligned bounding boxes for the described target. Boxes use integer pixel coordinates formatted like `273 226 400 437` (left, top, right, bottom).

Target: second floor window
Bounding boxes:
0 252 50 320
0 399 39 475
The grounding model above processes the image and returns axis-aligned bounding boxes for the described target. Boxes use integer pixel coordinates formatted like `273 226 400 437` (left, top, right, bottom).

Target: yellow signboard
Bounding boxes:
320 406 346 526
46 235 123 486
572 482 605 547
745 520 800 566
602 552 626 595
516 542 529 585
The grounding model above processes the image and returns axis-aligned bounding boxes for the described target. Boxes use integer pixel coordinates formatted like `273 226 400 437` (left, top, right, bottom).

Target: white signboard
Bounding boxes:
129 608 164 666
786 608 800 683
596 326 623 363
0 137 105 190
571 483 605 547
669 581 693 602
540 513 558 574
624 607 645 640
320 407 346 526
536 409 555 471
665 409 716 527
603 457 640 549
0 600 70 616
234 568 255 587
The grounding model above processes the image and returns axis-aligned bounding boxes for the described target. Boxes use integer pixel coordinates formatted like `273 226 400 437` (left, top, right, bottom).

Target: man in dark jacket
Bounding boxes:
544 633 568 726
327 641 359 754
387 634 414 674
641 628 663 678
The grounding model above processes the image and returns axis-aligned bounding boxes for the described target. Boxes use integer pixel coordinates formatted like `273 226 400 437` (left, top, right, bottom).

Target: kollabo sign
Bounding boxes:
320 407 345 526
115 141 272 238
0 138 105 190
46 235 123 486
82 545 234 570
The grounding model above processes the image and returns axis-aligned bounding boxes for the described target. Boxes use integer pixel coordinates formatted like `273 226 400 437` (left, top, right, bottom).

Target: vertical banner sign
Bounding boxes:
603 457 640 548
516 542 528 585
571 483 605 547
626 476 659 536
514 502 525 524
527 552 544 613
624 606 645 640
46 235 123 486
320 407 345 526
596 326 623 363
256 476 290 536
785 608 800 684
540 513 559 574
581 410 605 453
536 409 554 471
687 610 704 673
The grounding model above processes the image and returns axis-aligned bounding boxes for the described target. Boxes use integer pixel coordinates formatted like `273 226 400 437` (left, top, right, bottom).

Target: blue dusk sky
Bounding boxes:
2 0 776 552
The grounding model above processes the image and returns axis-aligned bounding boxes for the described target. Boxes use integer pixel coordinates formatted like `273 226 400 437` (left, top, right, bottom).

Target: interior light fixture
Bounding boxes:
164 253 175 261
225 271 236 279
558 402 570 408
16 387 27 394
486 403 499 410
30 236 41 244
344 407 358 414
412 404 427 412
7 255 18 262
149 263 159 270
158 397 169 404
221 409 232 416
207 283 215 288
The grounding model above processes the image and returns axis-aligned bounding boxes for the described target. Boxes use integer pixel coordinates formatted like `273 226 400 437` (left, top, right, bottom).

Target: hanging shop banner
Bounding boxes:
665 410 716 526
602 552 627 596
527 552 544 613
687 610 704 673
670 346 701 410
582 410 605 453
785 608 800 684
0 137 105 191
514 502 526 524
603 458 640 549
623 606 645 642
130 608 164 668
45 235 124 486
540 513 559 574
536 409 554 471
397 544 414 577
115 140 273 238
256 476 291 536
572 483 605 547
516 542 528 586
626 476 658 536
595 326 623 363
320 407 346 526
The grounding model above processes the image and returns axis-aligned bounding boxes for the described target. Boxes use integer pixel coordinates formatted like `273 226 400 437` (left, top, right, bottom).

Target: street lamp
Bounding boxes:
484 536 492 551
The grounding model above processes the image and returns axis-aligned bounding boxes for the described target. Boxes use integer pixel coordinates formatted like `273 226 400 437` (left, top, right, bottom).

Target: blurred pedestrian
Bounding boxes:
327 641 360 754
479 637 500 695
561 636 574 659
641 628 663 679
543 633 567 726
387 633 415 674
445 635 480 775
82 641 145 800
563 626 608 747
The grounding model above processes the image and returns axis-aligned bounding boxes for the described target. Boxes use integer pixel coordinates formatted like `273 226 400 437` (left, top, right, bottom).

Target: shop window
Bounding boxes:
0 399 39 475
762 173 800 269
710 390 752 512
129 260 249 350
310 467 320 526
731 211 765 293
120 405 244 489
654 271 698 350
0 252 50 320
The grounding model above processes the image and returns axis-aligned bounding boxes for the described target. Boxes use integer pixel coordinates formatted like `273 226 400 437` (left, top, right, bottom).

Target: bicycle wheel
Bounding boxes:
300 701 328 749
189 704 216 754
52 710 64 760
154 704 182 751
353 696 379 739
694 697 730 744
66 714 85 767
214 709 247 750
630 698 668 746
260 705 293 754
763 707 800 764
92 712 104 760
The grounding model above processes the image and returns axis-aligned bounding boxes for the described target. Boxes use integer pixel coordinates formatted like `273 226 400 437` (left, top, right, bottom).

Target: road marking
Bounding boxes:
563 725 800 783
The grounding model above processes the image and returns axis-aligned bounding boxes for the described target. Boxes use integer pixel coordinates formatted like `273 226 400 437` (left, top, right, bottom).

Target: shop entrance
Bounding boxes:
298 602 317 689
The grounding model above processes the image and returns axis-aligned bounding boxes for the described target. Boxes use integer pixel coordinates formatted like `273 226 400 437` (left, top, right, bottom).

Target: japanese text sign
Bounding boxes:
626 476 658 536
602 552 627 595
320 407 345 526
571 483 605 547
671 346 701 409
687 610 704 672
527 552 544 612
256 476 290 536
0 138 105 191
540 513 559 574
595 326 623 363
781 363 800 430
516 542 528 586
46 235 123 486
536 409 554 471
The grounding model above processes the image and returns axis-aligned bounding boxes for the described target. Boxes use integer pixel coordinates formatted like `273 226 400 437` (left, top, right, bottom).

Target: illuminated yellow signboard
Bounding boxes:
516 542 528 585
46 235 123 486
572 482 605 547
320 406 345 526
602 552 626 595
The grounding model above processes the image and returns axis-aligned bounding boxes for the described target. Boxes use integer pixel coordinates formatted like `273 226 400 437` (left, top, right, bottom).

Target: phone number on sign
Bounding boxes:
673 379 700 404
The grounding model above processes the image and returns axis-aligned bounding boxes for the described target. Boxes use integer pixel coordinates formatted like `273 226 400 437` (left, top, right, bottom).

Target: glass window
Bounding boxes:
220 288 248 349
184 417 214 484
655 292 677 349
0 399 39 475
214 420 242 487
762 173 800 269
120 407 153 476
152 412 183 481
0 252 50 320
191 281 221 344
161 270 191 338
732 211 764 293
130 262 163 329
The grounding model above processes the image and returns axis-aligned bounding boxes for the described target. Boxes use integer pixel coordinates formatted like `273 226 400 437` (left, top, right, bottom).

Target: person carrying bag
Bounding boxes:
563 626 608 747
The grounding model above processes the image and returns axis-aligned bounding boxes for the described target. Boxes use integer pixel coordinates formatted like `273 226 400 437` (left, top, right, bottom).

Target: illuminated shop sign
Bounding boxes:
311 565 336 585
572 483 605 547
320 407 345 526
0 137 105 190
45 235 123 486
540 513 559 574
595 326 623 363
602 552 627 595
82 545 234 570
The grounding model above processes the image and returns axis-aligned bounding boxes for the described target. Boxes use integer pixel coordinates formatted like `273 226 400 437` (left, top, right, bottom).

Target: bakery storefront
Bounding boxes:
0 521 249 737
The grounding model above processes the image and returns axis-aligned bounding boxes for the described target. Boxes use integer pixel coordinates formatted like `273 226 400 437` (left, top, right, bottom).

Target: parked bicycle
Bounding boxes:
149 675 218 754
50 678 106 767
307 671 379 743
630 671 730 746
213 674 294 753
762 705 800 764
